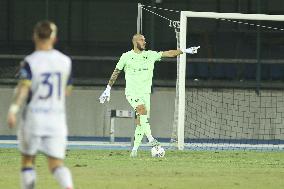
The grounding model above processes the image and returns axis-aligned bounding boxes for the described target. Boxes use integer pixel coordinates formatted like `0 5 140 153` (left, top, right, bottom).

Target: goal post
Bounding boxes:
136 4 284 151
178 11 284 150
137 3 143 34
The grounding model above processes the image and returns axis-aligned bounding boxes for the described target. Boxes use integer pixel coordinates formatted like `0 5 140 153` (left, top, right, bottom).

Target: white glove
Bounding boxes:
182 46 200 54
99 85 111 104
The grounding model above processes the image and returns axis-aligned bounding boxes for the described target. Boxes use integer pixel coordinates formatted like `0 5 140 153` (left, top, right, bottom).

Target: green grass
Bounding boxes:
0 148 284 189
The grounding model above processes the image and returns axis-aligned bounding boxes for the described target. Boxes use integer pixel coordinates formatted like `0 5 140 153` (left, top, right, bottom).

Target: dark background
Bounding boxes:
1 0 284 86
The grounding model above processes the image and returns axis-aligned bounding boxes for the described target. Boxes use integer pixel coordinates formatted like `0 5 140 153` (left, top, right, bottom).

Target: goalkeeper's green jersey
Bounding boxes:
116 50 163 95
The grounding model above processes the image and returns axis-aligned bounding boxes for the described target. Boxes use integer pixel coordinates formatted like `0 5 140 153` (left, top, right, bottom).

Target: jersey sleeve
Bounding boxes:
18 60 32 85
115 53 126 70
148 50 163 62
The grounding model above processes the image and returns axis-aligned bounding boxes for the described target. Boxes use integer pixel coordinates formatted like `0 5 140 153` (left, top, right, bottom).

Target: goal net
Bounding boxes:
138 4 284 151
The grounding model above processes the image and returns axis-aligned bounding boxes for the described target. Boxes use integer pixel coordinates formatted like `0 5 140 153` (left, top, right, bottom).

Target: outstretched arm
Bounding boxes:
162 49 183 58
108 68 121 87
162 46 200 58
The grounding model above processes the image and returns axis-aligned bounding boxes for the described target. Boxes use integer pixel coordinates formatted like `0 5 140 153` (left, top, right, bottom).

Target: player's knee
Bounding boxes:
136 105 147 115
48 157 64 172
22 155 35 167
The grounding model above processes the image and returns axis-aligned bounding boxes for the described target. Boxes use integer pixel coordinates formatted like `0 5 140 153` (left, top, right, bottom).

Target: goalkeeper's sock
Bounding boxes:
133 125 144 151
139 115 154 142
21 167 36 189
53 166 73 189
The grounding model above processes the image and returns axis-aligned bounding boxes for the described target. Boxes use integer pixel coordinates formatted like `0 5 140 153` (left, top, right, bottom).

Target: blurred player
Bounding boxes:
99 33 200 157
7 21 74 189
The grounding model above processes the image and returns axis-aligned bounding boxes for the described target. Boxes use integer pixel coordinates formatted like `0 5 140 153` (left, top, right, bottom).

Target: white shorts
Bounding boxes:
18 129 67 159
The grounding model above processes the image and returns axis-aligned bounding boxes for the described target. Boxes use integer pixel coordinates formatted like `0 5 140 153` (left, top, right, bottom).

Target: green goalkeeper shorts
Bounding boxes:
126 94 151 117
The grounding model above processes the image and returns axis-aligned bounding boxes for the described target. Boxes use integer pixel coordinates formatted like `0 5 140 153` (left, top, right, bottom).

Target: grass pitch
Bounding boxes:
0 148 283 189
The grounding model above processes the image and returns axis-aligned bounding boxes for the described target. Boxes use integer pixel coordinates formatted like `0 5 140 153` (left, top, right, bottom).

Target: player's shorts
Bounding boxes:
126 94 150 117
18 129 67 159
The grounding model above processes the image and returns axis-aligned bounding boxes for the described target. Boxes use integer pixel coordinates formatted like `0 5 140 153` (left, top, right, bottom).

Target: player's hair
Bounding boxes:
33 20 57 40
132 33 143 42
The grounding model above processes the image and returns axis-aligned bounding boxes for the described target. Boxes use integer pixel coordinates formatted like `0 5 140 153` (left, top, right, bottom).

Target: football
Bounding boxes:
151 146 165 158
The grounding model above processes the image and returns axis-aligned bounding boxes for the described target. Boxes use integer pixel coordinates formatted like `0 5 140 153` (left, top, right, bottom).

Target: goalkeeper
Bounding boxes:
99 34 199 157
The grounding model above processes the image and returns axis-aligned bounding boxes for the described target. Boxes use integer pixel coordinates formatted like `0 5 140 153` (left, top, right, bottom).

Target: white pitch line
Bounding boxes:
1 140 283 150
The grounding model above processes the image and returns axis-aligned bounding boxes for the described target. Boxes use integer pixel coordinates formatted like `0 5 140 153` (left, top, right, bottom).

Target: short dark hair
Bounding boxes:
33 20 57 40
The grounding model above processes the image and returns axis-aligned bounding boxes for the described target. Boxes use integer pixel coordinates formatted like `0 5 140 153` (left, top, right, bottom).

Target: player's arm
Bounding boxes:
108 68 121 87
99 53 125 104
11 81 31 107
66 85 73 96
162 46 200 58
65 59 73 96
7 80 31 128
99 68 121 104
7 61 32 128
162 49 183 58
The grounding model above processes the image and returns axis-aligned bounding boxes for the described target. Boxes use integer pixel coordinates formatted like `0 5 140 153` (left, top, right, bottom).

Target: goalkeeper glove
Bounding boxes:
182 46 200 54
99 85 111 103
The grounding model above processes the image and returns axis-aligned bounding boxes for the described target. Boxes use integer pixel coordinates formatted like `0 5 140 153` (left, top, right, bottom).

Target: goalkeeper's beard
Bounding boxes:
137 43 145 51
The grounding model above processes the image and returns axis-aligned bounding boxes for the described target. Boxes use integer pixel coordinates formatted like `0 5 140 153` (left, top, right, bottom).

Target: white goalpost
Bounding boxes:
178 11 284 150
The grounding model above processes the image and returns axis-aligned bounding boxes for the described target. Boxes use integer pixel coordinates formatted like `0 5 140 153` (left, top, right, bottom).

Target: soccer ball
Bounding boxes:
151 146 165 158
